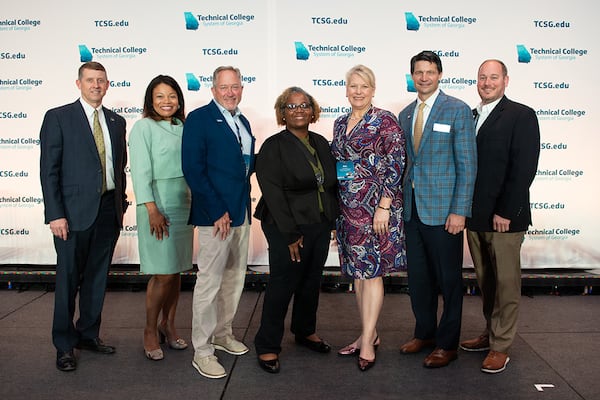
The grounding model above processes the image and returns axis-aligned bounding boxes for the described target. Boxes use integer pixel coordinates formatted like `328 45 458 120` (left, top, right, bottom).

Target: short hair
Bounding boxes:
142 75 186 123
212 66 242 86
410 51 443 74
274 86 320 126
345 64 376 89
78 61 106 79
480 59 508 76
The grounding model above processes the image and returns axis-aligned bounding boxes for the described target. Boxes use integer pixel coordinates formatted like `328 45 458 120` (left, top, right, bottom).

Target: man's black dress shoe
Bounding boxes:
295 336 331 353
257 357 280 374
76 338 116 354
56 350 77 372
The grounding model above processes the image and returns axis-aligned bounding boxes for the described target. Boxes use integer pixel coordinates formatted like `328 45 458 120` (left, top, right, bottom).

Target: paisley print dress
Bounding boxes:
331 106 407 279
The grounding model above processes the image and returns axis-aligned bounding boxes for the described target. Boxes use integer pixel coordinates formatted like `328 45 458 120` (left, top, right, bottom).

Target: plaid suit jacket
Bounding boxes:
398 90 477 225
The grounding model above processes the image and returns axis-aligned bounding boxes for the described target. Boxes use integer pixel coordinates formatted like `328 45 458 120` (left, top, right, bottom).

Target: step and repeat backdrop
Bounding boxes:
1 0 598 269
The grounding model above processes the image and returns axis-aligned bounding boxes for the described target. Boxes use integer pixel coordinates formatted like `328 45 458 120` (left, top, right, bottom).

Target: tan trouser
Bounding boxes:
191 217 250 357
467 230 525 353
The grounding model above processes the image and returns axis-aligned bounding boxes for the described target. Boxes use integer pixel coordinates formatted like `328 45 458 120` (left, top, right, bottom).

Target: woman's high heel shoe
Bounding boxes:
373 335 380 352
358 356 376 371
144 347 164 361
158 325 188 350
338 343 360 356
358 335 378 371
338 335 380 356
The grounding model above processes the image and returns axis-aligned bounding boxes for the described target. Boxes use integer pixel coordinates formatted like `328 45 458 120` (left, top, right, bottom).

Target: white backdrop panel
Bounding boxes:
1 0 598 268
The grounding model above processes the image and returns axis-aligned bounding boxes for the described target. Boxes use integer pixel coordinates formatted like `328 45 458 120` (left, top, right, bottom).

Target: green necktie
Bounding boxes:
93 109 107 194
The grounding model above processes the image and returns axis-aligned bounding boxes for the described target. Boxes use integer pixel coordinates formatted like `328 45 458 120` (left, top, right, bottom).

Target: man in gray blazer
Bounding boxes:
398 51 477 368
40 62 127 372
460 59 540 374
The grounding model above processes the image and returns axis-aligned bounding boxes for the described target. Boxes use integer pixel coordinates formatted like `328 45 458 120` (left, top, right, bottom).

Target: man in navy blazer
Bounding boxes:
460 60 540 374
398 51 477 368
40 62 127 371
182 66 255 379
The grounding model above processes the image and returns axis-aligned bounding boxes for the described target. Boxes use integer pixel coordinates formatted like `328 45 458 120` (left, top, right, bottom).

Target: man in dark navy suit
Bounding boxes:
182 66 255 379
461 59 540 374
40 62 127 372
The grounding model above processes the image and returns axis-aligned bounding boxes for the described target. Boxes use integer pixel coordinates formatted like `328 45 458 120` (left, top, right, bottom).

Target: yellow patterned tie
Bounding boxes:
413 102 426 154
93 109 107 194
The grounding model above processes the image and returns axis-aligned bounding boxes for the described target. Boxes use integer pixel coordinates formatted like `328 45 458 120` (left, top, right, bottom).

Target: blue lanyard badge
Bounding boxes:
336 160 356 180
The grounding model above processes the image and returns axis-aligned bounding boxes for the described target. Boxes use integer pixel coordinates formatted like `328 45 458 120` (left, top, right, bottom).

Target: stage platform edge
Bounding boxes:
1 264 598 295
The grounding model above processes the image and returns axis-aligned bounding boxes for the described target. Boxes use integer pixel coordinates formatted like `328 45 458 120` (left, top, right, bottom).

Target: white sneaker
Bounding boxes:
192 354 227 379
212 336 249 355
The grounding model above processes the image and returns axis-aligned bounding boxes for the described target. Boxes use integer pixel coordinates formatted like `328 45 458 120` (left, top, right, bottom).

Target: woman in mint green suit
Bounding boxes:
129 75 193 361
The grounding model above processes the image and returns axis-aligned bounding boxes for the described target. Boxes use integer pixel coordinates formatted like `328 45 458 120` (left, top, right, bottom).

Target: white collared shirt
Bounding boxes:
214 101 252 176
214 102 251 155
476 97 501 134
79 98 115 190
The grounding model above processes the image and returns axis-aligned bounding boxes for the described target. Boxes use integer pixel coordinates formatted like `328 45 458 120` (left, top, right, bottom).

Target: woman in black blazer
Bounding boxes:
253 87 339 373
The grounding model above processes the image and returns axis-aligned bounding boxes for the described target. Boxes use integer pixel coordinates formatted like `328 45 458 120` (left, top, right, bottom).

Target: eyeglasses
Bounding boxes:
284 103 311 110
216 84 242 92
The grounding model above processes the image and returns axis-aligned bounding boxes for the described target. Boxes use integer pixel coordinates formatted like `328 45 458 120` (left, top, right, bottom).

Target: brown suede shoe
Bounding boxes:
399 338 435 354
423 348 458 368
481 350 510 373
460 334 490 352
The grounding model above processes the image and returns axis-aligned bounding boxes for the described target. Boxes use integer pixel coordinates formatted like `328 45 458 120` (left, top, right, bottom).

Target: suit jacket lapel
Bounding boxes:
478 95 507 135
420 91 446 149
104 106 126 173
209 100 240 144
405 101 417 160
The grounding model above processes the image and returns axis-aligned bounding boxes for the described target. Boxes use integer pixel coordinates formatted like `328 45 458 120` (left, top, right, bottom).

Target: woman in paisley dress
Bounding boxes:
331 65 407 371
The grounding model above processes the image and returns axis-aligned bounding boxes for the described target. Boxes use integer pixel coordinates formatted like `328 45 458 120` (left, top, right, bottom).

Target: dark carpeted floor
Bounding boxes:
0 287 598 400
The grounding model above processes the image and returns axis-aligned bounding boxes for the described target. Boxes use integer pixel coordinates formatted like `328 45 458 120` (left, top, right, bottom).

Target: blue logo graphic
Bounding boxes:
405 74 416 92
186 73 200 91
517 44 532 63
295 42 310 60
78 45 93 62
405 12 420 31
184 12 199 30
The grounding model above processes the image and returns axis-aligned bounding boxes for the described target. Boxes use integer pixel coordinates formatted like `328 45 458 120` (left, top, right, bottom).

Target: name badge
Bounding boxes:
433 123 451 133
336 161 356 180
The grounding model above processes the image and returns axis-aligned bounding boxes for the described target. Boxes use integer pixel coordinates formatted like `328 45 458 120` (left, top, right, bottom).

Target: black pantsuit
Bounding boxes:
255 220 331 355
253 129 338 357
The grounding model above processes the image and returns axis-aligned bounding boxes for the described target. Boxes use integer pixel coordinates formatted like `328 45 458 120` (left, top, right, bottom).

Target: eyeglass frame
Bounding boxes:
283 102 312 111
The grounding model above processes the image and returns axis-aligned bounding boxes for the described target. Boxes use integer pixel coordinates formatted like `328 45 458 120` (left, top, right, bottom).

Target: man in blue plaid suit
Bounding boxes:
398 51 477 368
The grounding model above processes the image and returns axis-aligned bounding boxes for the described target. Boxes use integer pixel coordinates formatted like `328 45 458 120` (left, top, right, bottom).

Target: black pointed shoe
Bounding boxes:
257 356 280 373
295 336 331 353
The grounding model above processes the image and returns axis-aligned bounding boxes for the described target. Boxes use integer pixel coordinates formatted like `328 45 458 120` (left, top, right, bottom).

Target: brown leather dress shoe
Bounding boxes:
423 348 458 368
460 334 490 352
481 350 510 373
399 338 435 354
